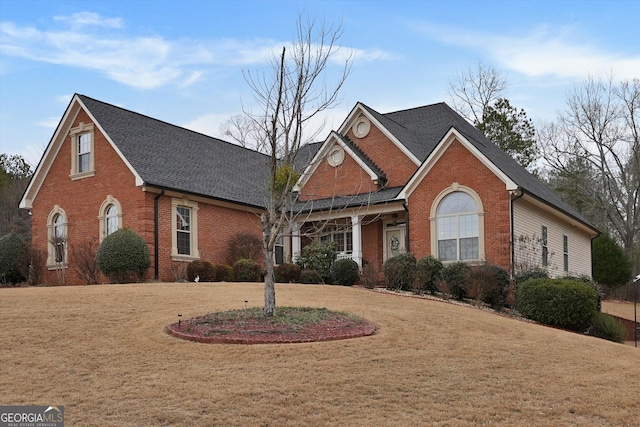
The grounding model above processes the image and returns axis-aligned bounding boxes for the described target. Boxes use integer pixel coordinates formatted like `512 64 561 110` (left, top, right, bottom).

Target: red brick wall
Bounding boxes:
345 121 418 187
31 109 263 285
407 139 512 272
298 148 379 201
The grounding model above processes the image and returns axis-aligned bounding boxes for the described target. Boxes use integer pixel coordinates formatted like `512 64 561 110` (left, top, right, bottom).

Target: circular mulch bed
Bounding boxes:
165 307 377 344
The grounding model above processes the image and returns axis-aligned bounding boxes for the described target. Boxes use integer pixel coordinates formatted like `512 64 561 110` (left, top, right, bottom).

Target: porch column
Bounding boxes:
291 223 301 263
351 215 363 268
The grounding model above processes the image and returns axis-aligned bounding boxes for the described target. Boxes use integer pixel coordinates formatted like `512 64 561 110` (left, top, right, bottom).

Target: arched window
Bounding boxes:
53 214 65 262
105 205 119 236
98 195 123 240
436 191 480 261
47 205 68 268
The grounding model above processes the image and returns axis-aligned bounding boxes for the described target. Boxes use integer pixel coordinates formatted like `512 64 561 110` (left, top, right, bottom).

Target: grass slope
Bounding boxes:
2 283 639 426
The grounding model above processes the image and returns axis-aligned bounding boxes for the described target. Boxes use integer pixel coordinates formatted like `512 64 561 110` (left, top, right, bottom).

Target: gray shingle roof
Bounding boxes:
363 102 596 231
296 186 404 213
78 94 271 208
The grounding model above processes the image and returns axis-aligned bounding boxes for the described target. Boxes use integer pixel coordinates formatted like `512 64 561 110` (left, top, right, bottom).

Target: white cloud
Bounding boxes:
53 12 123 29
412 22 640 81
0 14 395 90
37 117 60 129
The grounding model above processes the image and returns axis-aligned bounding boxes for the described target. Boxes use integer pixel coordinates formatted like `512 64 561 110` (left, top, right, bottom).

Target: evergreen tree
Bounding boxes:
593 233 631 288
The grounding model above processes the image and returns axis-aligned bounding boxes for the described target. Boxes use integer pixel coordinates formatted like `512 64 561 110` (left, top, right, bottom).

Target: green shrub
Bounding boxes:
96 228 150 283
233 258 261 282
300 269 323 284
441 262 471 300
592 233 631 288
0 233 28 285
383 253 416 291
514 269 549 285
296 241 337 283
516 278 599 332
468 265 510 310
187 260 215 282
213 264 233 282
330 259 360 286
414 256 443 294
588 312 626 343
274 263 302 283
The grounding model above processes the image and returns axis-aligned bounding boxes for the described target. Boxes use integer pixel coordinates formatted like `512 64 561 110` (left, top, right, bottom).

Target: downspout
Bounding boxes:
403 202 410 254
154 189 165 280
510 187 524 278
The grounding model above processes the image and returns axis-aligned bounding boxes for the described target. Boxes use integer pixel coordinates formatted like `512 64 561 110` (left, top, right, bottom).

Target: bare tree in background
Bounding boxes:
448 61 509 125
242 15 352 316
449 62 538 170
539 75 640 272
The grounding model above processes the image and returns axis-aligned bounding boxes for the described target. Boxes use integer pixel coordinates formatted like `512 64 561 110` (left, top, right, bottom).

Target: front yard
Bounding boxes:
2 283 638 426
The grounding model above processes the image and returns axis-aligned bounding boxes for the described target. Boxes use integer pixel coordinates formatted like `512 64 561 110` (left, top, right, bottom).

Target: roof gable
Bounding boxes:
294 131 385 193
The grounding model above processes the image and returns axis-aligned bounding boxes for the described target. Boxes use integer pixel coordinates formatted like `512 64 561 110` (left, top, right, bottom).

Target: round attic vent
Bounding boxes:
327 146 345 167
352 117 371 138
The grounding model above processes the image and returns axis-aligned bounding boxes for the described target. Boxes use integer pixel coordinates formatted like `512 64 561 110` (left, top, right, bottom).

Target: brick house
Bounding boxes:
20 95 598 285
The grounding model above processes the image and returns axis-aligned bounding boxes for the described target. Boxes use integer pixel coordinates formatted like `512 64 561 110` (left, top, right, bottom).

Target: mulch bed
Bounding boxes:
165 308 377 344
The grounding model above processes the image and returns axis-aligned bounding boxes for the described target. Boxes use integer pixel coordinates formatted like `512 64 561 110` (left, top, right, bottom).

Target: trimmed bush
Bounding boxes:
441 262 471 300
383 253 416 291
213 264 233 282
514 269 548 285
187 260 205 282
300 269 323 284
274 263 301 283
330 259 360 286
233 258 261 282
468 265 510 310
588 312 626 343
96 228 150 283
0 233 28 285
296 241 337 283
516 278 599 332
414 256 443 294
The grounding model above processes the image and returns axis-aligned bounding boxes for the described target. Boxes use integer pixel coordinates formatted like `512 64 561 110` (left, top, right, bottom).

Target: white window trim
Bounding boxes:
47 205 69 269
429 183 485 264
171 198 199 261
98 195 123 241
69 122 95 180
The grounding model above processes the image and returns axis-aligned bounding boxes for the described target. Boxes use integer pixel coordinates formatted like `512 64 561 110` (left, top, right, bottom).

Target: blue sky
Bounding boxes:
1 0 639 167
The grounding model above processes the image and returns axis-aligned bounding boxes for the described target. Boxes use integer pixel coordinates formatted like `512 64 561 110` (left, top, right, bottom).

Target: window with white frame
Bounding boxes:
69 122 95 179
98 195 123 240
436 192 479 261
275 236 285 265
542 226 549 267
171 198 199 260
563 235 568 272
320 226 353 254
47 206 68 268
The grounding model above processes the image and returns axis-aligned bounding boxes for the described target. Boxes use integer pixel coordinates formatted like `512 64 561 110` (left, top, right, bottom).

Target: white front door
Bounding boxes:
385 225 406 261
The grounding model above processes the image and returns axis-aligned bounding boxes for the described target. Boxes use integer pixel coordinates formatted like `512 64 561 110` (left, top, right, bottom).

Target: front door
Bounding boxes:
385 225 406 261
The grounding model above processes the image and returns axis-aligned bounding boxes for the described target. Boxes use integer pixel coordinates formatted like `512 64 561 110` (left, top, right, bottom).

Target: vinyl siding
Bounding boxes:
513 198 592 277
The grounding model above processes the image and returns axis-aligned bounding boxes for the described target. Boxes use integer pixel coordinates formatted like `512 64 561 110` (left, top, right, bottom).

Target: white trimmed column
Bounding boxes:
291 223 301 263
351 215 363 268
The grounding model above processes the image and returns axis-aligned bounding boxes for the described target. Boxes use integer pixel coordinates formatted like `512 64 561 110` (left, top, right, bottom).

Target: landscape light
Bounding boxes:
178 313 182 328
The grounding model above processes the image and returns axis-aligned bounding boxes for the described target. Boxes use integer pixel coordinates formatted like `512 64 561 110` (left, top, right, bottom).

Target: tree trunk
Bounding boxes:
262 214 276 317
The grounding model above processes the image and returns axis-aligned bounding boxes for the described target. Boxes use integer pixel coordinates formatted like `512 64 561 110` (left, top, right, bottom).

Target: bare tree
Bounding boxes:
448 61 509 125
539 75 640 272
241 15 352 316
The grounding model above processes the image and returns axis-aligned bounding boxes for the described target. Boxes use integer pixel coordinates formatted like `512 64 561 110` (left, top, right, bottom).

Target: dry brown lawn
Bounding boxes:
602 300 638 322
2 283 639 426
